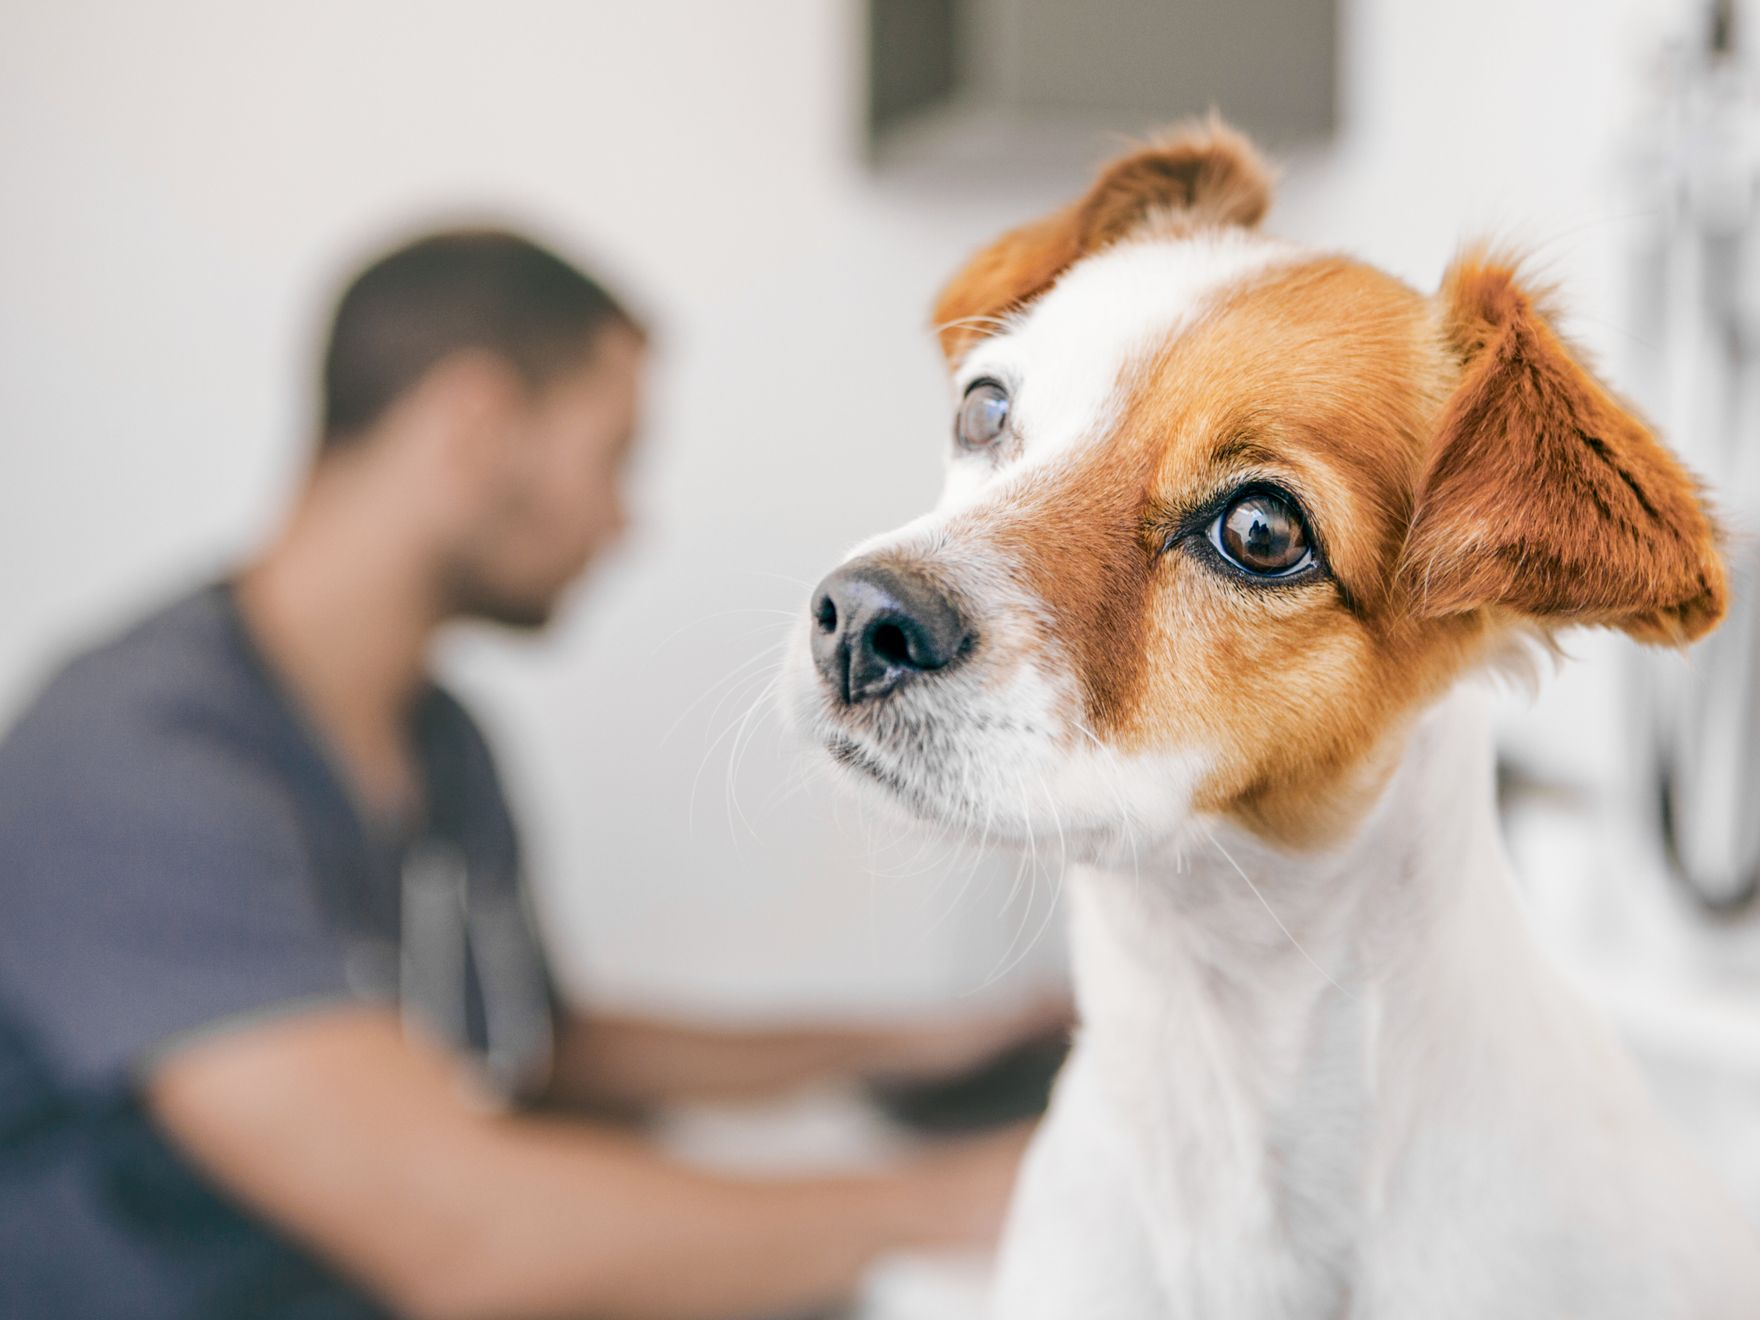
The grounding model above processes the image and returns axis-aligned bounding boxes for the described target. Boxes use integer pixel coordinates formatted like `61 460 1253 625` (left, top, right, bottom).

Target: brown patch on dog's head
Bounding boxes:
932 118 1272 362
1091 258 1462 844
1399 251 1726 645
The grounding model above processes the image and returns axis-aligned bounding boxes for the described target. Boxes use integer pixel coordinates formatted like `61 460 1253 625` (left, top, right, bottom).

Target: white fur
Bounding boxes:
789 231 1760 1316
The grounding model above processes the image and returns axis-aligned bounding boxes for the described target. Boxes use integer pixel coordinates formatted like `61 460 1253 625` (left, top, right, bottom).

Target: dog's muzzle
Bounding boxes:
809 557 974 704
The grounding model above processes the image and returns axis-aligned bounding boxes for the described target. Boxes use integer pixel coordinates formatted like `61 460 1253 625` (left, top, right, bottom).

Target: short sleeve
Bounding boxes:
0 705 357 1096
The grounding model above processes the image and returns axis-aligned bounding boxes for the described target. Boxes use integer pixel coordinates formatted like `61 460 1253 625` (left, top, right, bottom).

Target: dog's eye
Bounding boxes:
955 380 1009 450
1211 489 1313 577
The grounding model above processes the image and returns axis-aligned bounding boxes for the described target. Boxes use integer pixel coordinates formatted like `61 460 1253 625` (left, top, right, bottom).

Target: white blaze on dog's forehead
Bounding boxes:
954 230 1301 476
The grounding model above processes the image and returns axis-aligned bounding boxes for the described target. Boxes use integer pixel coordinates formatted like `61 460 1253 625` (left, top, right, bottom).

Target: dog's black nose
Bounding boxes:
810 559 973 704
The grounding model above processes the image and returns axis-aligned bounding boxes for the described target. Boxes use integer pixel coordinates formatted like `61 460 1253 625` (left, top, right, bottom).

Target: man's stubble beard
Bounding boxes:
438 549 562 632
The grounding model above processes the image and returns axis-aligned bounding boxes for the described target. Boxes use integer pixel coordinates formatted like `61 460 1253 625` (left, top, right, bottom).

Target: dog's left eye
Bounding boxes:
1210 489 1314 577
955 379 1010 451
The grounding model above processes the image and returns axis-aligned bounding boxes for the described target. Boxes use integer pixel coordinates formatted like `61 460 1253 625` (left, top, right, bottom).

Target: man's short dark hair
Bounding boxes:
319 227 640 447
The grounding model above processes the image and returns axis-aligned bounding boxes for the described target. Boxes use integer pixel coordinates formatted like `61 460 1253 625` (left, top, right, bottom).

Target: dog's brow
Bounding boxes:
1208 434 1285 469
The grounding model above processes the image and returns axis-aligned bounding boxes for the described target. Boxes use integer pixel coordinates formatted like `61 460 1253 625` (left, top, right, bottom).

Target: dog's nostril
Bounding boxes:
870 621 910 666
814 595 838 634
807 559 970 703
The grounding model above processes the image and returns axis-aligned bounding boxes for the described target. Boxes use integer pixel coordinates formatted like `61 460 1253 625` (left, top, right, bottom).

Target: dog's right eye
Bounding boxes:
1210 488 1315 578
955 380 1010 451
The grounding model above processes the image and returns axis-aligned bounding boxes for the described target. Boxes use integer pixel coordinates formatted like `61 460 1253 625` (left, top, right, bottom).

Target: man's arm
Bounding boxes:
145 1006 1026 1320
548 997 1071 1110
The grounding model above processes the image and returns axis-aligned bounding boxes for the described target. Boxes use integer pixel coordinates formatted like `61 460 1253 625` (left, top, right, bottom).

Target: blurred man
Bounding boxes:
0 230 1048 1319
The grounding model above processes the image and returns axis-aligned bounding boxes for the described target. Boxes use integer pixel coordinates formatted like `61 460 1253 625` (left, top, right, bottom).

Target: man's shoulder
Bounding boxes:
0 584 284 807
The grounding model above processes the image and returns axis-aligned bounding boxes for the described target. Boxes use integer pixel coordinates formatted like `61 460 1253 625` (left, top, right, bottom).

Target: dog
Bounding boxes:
784 119 1760 1317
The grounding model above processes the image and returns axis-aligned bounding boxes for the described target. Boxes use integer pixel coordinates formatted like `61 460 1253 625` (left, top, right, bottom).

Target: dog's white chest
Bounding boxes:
987 703 1760 1318
995 870 1370 1319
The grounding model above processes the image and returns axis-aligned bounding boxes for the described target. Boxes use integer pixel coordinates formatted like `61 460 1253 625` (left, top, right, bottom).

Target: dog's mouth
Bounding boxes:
821 723 1139 864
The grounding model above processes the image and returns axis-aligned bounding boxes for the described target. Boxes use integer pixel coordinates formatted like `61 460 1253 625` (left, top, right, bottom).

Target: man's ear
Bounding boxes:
1399 252 1726 645
931 117 1272 361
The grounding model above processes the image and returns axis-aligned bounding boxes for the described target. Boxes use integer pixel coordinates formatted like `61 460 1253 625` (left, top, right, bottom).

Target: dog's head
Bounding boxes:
787 119 1726 857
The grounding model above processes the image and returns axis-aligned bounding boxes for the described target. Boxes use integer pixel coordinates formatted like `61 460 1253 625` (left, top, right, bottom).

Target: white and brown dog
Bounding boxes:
786 121 1760 1316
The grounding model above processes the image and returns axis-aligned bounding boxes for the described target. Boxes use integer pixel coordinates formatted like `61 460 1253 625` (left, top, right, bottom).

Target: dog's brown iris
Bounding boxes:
1219 491 1309 575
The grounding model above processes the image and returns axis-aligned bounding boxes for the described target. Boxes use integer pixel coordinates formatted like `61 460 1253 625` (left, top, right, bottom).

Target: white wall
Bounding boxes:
0 0 1697 1020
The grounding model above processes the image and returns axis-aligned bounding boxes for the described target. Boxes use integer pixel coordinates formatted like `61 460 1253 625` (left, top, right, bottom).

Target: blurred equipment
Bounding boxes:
864 0 1337 176
869 1032 1067 1134
1633 0 1760 922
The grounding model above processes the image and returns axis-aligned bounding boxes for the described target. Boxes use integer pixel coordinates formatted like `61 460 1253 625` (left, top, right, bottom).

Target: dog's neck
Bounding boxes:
1067 682 1540 1308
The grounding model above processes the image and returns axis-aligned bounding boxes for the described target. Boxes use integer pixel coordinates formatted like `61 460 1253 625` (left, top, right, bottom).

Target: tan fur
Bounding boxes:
932 117 1273 362
1400 252 1726 644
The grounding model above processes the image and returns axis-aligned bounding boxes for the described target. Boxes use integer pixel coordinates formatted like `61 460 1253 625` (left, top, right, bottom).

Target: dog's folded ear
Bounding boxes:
1399 251 1726 645
932 117 1272 361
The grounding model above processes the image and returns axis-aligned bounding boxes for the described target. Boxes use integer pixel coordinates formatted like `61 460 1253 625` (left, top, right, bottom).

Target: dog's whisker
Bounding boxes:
918 764 997 933
699 645 787 737
753 750 833 818
723 671 784 841
972 772 1064 992
920 770 1005 936
946 756 997 893
687 660 785 834
991 775 1043 965
913 750 982 911
660 638 790 748
869 822 961 882
725 668 791 815
643 607 797 660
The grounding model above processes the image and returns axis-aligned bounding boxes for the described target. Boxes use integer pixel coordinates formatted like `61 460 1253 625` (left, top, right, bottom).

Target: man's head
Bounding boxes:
318 228 646 628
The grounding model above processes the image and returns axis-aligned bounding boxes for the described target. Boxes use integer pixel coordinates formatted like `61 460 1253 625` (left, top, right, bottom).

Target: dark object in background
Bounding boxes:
864 0 1338 177
869 1031 1068 1134
867 0 963 149
1630 0 1760 923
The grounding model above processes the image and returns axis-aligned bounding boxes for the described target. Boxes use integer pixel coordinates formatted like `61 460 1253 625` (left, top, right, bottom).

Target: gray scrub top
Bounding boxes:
0 582 556 1318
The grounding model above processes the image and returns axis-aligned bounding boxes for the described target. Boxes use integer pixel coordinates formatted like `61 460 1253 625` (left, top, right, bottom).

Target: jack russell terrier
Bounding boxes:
785 120 1760 1317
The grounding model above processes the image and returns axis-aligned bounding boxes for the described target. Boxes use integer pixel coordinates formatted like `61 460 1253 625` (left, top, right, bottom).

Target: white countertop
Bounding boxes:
655 1086 999 1319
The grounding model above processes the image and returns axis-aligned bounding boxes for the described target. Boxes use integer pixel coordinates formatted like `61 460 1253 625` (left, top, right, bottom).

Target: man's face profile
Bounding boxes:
444 325 646 629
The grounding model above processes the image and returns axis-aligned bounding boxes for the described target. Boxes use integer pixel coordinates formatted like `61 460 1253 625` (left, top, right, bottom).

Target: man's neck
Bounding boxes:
235 466 445 816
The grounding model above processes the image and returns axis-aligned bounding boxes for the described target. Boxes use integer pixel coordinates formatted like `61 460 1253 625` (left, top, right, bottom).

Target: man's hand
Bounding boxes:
891 1123 1039 1251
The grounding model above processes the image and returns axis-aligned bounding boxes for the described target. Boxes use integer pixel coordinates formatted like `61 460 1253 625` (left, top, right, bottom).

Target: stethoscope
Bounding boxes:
400 840 555 1101
1636 0 1760 921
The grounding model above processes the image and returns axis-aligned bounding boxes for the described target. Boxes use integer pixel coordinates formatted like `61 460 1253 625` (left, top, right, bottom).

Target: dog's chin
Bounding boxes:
817 730 972 832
